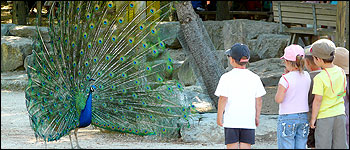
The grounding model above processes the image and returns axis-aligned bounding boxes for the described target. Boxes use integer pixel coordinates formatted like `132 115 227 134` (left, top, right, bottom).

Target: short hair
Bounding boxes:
235 56 248 66
305 55 316 66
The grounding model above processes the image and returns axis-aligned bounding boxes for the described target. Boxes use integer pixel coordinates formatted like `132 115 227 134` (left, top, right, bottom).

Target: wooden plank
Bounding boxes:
195 11 268 16
272 1 337 10
335 1 346 47
272 11 336 21
284 27 335 35
272 6 337 15
274 17 336 26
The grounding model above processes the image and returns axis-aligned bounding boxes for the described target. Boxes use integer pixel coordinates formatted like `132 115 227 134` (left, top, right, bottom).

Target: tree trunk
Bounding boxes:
13 1 28 25
175 1 225 109
216 1 230 21
37 1 42 26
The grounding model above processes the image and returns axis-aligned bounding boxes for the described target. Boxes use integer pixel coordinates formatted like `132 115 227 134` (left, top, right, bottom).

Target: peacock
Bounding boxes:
24 1 195 148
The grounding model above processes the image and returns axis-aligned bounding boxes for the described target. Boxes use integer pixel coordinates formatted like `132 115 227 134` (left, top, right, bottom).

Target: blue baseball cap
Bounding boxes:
225 43 250 63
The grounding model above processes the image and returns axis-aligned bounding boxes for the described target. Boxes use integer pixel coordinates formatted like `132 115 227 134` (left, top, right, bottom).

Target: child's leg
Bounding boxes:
226 142 239 149
315 117 334 149
277 114 297 149
238 129 255 149
239 142 251 149
331 114 349 149
295 113 309 149
225 128 239 149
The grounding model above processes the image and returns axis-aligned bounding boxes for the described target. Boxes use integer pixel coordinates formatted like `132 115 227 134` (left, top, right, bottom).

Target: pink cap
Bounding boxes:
280 44 305 61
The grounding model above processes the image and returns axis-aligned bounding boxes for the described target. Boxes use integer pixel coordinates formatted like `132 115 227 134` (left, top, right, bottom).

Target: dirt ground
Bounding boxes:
1 90 278 149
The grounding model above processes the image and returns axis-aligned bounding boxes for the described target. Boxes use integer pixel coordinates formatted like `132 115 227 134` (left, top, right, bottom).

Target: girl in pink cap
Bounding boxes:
275 44 311 149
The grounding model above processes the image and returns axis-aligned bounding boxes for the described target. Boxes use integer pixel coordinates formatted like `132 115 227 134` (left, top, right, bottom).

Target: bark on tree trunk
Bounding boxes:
216 1 230 21
13 1 28 25
175 1 225 109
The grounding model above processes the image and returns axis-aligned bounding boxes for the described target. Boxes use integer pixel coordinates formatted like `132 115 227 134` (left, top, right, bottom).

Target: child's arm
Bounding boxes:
310 94 322 129
255 97 262 127
217 96 228 127
275 84 286 103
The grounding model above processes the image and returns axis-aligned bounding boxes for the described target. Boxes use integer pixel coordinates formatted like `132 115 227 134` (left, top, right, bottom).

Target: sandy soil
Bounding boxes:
1 90 278 149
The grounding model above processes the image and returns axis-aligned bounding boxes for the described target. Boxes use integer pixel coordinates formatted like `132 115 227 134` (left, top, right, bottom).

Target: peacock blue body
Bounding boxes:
25 1 196 143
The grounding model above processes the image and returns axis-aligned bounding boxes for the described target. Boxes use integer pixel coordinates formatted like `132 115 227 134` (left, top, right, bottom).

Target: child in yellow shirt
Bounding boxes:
310 39 348 149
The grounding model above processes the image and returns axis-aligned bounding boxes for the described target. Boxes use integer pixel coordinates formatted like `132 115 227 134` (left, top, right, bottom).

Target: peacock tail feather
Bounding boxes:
25 1 195 142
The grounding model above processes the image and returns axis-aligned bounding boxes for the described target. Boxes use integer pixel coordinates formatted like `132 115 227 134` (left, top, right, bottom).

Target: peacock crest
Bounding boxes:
25 1 196 144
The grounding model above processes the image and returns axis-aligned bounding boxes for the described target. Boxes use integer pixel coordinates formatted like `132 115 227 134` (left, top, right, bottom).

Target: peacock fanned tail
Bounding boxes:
25 1 195 142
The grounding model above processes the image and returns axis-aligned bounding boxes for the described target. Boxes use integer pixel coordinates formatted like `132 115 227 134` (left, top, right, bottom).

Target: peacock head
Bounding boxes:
89 79 96 93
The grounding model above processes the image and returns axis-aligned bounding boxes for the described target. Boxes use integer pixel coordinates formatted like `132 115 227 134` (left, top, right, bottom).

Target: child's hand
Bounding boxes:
255 117 260 127
310 119 316 129
217 116 223 127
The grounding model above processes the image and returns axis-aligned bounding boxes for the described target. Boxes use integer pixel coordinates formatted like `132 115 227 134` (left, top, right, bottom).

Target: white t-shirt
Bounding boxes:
215 68 266 129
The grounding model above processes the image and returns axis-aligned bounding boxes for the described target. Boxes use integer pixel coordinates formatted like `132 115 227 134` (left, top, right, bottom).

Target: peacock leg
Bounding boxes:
74 128 82 149
69 133 74 149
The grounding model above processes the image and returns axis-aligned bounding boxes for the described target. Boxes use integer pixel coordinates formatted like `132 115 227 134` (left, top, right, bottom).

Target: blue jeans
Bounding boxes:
277 112 309 149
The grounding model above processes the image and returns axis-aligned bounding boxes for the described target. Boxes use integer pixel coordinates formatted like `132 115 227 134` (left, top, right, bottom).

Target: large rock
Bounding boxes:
222 19 288 61
253 34 290 62
1 70 28 91
181 113 224 143
177 58 196 86
1 24 16 36
181 113 279 144
203 21 225 50
1 36 33 72
8 25 50 42
183 86 216 113
177 50 227 86
261 86 279 115
249 58 285 87
157 22 181 49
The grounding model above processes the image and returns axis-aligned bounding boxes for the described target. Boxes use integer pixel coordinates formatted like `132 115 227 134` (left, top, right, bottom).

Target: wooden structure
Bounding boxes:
272 1 347 47
195 11 270 21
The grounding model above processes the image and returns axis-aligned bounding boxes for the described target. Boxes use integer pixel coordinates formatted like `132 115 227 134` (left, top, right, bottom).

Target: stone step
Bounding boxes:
1 71 28 91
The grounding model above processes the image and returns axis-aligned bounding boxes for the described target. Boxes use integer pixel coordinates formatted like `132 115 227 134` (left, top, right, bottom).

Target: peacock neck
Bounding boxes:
78 91 92 128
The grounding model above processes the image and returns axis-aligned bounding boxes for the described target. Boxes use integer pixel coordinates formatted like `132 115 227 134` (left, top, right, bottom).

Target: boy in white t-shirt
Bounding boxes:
215 43 266 149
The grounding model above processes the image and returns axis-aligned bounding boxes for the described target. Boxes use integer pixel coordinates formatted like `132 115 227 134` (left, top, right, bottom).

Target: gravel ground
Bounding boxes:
1 90 278 149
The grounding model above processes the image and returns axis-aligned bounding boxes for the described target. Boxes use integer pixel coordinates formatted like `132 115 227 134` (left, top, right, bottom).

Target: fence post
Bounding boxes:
336 1 346 47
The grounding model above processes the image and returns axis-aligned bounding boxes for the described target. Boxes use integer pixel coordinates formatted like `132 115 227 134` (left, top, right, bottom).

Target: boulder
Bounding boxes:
248 58 285 87
253 34 290 61
177 59 196 86
1 36 33 72
203 21 225 50
181 113 279 143
181 113 224 143
157 22 182 49
222 19 289 61
177 50 227 86
1 70 28 91
183 85 216 113
261 86 279 115
8 25 50 43
1 24 16 36
1 36 33 70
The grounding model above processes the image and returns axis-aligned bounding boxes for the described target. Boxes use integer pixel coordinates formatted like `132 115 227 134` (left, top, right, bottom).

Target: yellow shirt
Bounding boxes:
312 66 346 119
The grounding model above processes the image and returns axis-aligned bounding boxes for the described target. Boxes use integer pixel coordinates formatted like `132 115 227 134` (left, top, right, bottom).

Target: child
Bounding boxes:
309 39 348 149
333 47 349 146
215 43 266 149
275 44 311 149
304 45 322 149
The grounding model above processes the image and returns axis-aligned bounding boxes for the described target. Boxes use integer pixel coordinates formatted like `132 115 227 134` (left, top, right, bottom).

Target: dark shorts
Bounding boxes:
224 128 255 145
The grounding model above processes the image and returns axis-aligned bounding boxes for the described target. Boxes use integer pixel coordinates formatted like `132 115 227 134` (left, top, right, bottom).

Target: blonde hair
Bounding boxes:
286 55 305 73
